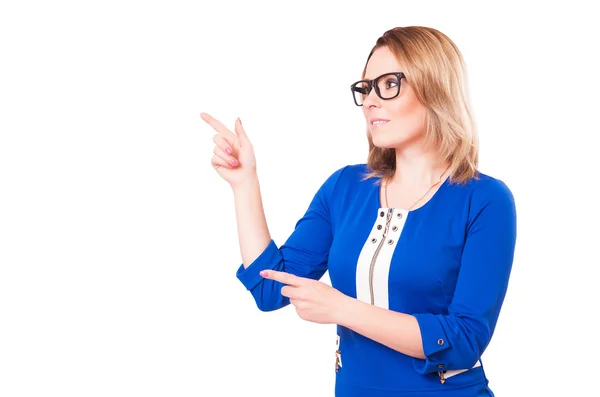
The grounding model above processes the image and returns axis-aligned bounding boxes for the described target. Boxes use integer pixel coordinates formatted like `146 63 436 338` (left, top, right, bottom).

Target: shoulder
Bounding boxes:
455 172 516 222
334 163 375 183
320 163 372 188
462 172 515 205
313 163 373 207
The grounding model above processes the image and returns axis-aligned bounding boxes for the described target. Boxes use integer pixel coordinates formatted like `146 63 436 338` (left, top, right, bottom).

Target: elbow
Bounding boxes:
451 346 483 369
252 293 288 312
450 326 491 369
255 301 281 312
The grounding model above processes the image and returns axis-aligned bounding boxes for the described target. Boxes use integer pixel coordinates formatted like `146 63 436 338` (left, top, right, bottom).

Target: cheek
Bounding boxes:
390 94 421 116
390 99 426 128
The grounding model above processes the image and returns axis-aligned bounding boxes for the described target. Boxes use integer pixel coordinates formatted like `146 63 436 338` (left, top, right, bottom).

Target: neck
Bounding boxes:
389 145 449 188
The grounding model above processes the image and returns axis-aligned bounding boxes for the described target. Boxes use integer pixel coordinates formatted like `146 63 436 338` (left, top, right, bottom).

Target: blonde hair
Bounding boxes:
362 26 479 184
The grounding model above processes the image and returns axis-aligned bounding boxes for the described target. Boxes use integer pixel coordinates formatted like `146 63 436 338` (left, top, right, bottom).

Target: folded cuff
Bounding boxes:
412 313 451 374
235 240 280 290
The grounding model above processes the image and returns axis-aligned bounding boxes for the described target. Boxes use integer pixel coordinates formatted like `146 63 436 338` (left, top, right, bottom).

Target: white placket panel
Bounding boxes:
355 208 408 309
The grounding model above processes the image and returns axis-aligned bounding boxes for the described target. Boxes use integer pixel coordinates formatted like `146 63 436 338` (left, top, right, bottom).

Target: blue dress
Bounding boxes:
236 164 517 396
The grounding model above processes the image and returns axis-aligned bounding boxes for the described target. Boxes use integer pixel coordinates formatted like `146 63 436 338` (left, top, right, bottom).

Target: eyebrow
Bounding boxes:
363 72 400 81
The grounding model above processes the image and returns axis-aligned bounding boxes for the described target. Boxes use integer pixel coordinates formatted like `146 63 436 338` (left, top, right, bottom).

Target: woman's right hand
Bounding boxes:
201 112 257 189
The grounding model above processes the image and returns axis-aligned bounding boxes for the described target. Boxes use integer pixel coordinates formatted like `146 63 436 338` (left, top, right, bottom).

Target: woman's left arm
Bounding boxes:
337 179 517 372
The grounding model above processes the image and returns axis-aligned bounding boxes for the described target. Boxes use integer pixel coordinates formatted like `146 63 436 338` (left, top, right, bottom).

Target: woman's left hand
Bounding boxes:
260 270 352 324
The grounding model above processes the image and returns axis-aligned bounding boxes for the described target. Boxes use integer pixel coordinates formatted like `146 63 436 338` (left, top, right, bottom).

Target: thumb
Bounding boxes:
235 117 249 143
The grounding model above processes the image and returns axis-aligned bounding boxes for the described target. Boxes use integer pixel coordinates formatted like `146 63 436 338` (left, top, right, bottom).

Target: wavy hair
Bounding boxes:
362 26 479 184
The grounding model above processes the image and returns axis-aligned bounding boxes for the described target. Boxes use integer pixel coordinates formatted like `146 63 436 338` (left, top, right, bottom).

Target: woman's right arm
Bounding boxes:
201 113 343 311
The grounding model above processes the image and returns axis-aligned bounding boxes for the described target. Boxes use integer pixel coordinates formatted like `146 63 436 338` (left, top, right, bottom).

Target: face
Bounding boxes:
360 46 428 149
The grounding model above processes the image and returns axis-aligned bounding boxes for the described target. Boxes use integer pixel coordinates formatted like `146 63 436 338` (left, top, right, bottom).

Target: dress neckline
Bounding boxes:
375 174 451 213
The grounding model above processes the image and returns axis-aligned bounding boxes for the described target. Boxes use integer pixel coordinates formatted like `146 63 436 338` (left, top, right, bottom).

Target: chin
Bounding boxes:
371 134 401 149
370 130 422 150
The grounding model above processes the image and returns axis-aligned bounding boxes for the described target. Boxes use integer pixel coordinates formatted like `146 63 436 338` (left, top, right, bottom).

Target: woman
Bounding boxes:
201 26 516 397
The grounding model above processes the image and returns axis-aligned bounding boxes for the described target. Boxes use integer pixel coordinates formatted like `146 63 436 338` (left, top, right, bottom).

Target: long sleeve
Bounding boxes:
235 166 347 312
412 178 517 374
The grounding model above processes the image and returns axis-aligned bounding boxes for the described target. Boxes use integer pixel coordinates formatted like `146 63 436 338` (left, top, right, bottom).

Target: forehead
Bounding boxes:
364 46 402 80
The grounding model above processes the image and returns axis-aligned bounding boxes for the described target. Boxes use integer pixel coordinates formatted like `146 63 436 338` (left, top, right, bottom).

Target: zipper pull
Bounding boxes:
335 349 341 372
438 371 446 384
383 209 393 236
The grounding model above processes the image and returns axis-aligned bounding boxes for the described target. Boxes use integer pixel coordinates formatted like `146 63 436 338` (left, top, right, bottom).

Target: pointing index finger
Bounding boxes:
260 270 305 286
200 113 238 144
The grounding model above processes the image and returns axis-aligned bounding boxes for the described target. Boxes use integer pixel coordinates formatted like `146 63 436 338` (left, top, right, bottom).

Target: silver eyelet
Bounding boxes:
397 213 403 219
387 239 394 245
377 225 382 230
371 238 377 244
392 226 398 232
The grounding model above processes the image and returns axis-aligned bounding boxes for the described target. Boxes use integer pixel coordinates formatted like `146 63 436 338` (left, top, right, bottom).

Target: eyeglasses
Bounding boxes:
350 72 406 106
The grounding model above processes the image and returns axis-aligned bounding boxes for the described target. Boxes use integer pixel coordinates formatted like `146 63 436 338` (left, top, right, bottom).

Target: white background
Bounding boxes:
1 1 599 396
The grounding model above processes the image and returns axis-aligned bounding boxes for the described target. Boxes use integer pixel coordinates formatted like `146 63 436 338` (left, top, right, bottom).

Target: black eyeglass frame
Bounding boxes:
350 72 406 107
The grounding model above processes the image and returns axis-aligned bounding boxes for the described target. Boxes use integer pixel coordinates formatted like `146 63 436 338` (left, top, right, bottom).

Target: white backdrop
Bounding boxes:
1 1 598 396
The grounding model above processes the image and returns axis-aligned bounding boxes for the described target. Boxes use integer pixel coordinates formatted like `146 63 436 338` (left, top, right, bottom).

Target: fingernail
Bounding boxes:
238 117 242 126
225 147 232 154
260 270 267 277
231 158 239 167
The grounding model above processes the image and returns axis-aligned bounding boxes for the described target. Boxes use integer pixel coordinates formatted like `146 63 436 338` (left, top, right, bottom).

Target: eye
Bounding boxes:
385 78 398 89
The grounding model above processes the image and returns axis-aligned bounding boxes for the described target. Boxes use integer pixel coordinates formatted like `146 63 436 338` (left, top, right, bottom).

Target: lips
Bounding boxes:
370 118 390 127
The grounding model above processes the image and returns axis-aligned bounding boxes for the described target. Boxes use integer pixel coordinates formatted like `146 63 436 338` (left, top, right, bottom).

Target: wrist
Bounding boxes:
231 173 259 195
335 295 359 327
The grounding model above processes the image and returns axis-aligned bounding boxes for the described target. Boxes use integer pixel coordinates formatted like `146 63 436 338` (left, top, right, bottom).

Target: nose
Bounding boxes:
362 87 381 108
